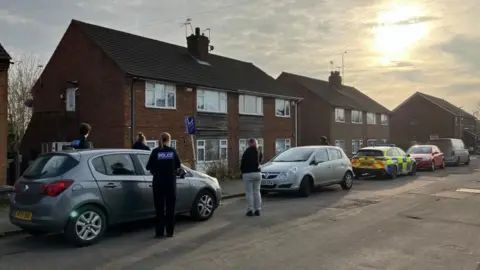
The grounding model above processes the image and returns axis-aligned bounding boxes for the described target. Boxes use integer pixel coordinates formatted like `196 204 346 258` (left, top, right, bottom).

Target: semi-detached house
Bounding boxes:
20 20 300 172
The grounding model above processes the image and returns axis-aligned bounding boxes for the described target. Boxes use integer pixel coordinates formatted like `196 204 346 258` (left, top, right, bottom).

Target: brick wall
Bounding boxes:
0 61 9 186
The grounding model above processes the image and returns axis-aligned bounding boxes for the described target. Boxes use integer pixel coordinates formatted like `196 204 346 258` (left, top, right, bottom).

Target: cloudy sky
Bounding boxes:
1 0 479 114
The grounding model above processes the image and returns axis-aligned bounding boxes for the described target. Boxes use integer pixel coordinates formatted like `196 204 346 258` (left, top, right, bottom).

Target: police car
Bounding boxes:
351 144 417 179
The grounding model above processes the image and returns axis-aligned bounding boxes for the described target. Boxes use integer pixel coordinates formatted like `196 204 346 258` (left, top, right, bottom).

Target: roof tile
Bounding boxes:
418 92 475 119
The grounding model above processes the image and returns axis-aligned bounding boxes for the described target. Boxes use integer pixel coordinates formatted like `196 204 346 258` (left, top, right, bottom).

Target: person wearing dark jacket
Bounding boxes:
71 123 93 149
240 138 263 217
132 132 151 150
320 136 330 145
146 132 181 238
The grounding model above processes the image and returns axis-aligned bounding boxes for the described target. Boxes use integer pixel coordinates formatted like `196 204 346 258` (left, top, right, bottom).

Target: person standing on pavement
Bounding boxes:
240 138 263 217
132 132 151 150
71 123 93 149
146 132 181 238
320 136 330 145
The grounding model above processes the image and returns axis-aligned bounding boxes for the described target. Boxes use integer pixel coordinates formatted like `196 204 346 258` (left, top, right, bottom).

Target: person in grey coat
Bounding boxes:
240 138 263 216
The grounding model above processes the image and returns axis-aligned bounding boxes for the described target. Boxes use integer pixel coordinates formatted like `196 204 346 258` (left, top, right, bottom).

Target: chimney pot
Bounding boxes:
187 26 210 61
195 27 200 36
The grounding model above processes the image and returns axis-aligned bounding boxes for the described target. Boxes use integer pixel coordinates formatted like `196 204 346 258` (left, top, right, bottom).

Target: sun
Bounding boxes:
373 5 430 65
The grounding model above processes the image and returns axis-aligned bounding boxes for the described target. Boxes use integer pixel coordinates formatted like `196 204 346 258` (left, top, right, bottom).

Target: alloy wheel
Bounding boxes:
197 194 214 218
344 173 353 188
75 211 102 241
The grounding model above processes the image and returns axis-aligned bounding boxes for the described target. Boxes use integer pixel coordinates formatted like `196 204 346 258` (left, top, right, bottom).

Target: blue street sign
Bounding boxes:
184 116 196 135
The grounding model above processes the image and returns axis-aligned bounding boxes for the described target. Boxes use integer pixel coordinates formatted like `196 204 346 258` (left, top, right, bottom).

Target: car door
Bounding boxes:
90 153 147 223
136 154 192 214
310 148 333 185
395 148 410 173
327 148 346 182
456 140 469 162
433 146 443 166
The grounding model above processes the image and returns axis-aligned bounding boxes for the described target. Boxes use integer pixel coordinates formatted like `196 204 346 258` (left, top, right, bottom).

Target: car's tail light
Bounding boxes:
40 179 74 197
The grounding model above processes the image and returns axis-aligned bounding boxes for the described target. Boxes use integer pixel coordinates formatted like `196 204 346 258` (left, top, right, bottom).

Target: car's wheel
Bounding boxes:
389 166 397 179
298 176 313 197
465 156 470 165
340 171 353 190
455 156 461 166
190 189 216 221
64 205 107 247
409 163 417 175
440 159 446 169
430 161 435 171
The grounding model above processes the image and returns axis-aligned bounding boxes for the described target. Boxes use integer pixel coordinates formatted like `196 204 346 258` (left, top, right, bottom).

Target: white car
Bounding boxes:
260 146 354 197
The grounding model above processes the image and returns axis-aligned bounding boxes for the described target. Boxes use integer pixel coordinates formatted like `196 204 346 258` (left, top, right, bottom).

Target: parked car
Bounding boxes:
260 146 354 197
351 144 416 179
10 149 222 246
406 145 445 171
426 138 470 166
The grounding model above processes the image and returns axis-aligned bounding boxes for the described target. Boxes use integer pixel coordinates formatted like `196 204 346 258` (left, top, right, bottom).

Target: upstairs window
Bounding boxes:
239 95 263 115
381 114 389 125
66 88 77 112
366 112 377 125
275 99 291 117
335 108 345 122
197 89 227 113
351 110 363 124
145 81 176 109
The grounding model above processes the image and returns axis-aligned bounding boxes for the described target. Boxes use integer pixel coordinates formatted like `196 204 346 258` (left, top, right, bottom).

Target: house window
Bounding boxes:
239 138 264 158
275 99 291 117
66 88 76 112
275 139 291 155
145 140 177 149
196 139 228 162
197 89 227 113
335 140 346 151
367 139 377 146
335 108 345 122
352 139 363 154
366 112 377 125
239 95 263 115
381 114 389 125
381 139 388 144
145 81 176 109
351 110 363 124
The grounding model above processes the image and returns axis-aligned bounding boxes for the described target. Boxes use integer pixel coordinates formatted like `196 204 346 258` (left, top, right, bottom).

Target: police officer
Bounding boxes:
320 136 330 145
146 132 181 238
72 123 93 149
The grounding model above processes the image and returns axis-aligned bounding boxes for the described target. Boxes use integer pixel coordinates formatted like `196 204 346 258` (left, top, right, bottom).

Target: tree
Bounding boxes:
7 53 42 151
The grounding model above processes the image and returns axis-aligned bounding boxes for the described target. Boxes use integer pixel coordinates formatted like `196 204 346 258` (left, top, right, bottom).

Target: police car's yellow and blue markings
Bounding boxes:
351 144 416 178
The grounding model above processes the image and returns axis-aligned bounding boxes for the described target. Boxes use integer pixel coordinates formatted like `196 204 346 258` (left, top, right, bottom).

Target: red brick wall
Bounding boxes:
0 62 9 185
263 97 296 160
20 21 128 161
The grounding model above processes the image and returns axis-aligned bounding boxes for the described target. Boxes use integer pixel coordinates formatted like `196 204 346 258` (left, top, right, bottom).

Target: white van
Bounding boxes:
426 138 470 166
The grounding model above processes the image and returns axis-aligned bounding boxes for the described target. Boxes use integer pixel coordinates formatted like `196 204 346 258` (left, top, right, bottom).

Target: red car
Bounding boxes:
407 145 445 171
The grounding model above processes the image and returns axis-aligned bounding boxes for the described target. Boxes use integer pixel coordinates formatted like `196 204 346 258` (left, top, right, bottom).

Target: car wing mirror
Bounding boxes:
310 159 317 166
406 154 410 157
177 168 187 178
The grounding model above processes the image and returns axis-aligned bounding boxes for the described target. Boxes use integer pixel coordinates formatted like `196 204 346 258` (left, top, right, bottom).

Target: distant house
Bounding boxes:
20 20 300 172
277 71 391 155
0 42 10 186
390 91 477 149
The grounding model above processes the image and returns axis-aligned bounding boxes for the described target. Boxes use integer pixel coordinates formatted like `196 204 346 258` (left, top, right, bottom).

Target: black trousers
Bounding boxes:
152 178 176 236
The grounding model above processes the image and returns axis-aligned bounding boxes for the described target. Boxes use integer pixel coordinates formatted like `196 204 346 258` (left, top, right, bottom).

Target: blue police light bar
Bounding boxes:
374 144 396 147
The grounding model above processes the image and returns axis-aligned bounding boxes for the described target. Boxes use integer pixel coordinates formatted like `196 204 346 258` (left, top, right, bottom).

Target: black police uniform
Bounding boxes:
146 145 181 237
71 136 92 149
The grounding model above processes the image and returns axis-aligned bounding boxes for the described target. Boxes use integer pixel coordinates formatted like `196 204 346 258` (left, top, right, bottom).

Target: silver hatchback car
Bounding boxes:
260 146 354 197
10 149 222 246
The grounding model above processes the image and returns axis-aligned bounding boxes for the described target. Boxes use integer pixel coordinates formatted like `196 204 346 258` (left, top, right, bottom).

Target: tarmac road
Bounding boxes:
0 160 479 270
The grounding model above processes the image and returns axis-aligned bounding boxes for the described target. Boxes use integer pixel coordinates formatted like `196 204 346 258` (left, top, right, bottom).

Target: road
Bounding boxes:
1 160 480 270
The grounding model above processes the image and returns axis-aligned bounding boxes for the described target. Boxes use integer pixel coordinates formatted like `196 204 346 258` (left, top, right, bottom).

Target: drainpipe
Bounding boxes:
130 77 137 147
295 99 300 146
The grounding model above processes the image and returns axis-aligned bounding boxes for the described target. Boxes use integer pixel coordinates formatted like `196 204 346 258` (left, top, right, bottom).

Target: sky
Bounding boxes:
1 0 479 115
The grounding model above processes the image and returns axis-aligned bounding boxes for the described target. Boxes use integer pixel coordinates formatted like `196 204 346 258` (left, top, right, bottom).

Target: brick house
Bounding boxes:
390 91 477 150
276 71 390 156
0 43 10 186
20 20 300 172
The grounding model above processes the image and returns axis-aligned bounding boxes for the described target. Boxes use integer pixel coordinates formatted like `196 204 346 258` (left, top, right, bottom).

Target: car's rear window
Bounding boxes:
354 150 384 157
23 154 79 180
427 140 451 151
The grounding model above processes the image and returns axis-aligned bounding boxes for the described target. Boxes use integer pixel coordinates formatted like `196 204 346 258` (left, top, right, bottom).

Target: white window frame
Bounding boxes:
275 99 291 117
275 138 291 154
367 139 377 146
145 139 177 149
239 95 263 115
196 139 228 163
335 108 345 123
351 139 363 154
66 88 77 112
219 139 228 160
145 81 176 109
381 139 388 144
239 138 264 158
366 112 377 125
351 110 363 124
196 140 206 162
335 140 346 151
196 88 227 114
380 114 389 126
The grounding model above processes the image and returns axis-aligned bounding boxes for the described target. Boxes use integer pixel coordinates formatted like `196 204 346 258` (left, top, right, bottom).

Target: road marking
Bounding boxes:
456 188 480 194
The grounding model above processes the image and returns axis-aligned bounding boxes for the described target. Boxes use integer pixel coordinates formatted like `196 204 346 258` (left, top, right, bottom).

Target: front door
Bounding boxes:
90 153 147 223
310 148 333 185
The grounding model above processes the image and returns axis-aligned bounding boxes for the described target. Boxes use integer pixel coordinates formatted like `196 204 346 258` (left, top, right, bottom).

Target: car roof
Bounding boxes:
359 147 391 151
44 149 152 157
409 145 436 147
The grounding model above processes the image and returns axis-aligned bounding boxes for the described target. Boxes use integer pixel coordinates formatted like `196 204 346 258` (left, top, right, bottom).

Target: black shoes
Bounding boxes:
246 211 254 217
246 210 261 217
254 210 261 216
155 234 164 239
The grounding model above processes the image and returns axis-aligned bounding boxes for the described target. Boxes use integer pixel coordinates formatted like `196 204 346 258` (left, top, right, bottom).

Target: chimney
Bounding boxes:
328 71 342 87
187 27 210 61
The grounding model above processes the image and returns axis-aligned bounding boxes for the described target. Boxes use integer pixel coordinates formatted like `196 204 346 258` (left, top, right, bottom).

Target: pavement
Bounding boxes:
0 160 479 269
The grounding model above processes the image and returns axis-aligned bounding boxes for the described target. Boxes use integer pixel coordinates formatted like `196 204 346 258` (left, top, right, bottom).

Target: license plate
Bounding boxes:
14 211 32 221
361 161 373 166
262 180 274 185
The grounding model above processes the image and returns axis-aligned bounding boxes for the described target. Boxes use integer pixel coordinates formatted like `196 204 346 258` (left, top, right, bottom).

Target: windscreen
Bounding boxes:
22 154 79 180
427 140 451 153
354 150 384 157
407 147 432 154
273 148 315 162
